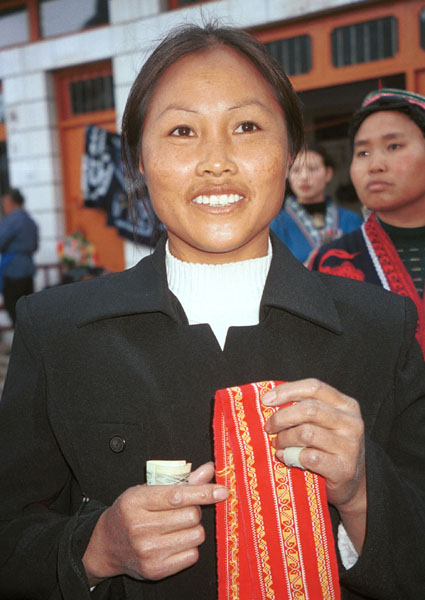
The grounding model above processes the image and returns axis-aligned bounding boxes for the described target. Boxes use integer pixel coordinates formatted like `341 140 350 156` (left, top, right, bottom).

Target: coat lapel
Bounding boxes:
75 233 342 336
263 233 343 335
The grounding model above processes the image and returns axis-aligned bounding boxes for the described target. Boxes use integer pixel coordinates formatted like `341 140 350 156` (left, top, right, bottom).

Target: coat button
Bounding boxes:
109 435 126 453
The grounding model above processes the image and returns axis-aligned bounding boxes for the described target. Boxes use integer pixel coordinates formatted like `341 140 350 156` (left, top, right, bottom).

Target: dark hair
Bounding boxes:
4 188 24 207
305 143 334 169
121 22 304 229
349 97 425 147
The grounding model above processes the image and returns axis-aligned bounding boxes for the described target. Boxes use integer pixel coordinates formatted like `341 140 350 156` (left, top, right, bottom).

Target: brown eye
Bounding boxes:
170 126 194 137
235 121 259 133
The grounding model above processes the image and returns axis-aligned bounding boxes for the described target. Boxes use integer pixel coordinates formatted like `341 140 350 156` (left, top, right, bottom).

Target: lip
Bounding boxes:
367 180 392 192
191 186 246 208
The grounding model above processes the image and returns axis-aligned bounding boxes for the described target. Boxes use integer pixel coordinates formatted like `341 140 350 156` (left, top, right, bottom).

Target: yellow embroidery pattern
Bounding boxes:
232 385 275 599
305 470 336 600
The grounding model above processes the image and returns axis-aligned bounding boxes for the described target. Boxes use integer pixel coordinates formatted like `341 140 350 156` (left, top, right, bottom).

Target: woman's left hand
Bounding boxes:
262 378 366 551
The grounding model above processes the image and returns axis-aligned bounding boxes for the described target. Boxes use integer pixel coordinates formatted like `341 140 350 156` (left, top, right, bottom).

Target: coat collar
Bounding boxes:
76 233 342 335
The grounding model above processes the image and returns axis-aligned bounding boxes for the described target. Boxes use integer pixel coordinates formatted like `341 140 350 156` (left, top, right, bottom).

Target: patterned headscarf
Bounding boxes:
361 88 425 111
349 87 425 144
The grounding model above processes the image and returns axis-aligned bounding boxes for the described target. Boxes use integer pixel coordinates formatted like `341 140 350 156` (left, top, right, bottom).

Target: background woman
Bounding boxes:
271 144 363 263
0 24 424 600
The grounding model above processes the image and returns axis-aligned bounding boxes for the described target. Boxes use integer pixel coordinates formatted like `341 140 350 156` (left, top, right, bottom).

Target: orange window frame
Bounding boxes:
253 0 425 93
0 0 40 42
55 60 115 126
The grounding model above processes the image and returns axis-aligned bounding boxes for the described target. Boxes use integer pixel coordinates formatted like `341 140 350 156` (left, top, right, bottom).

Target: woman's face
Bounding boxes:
140 45 290 263
288 150 332 205
350 110 425 226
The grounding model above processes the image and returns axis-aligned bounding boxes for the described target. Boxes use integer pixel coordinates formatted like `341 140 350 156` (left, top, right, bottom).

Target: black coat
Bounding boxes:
1 235 424 599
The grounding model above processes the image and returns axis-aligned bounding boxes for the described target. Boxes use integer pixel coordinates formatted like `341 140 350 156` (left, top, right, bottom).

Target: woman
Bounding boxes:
0 24 424 600
310 89 425 356
271 144 363 263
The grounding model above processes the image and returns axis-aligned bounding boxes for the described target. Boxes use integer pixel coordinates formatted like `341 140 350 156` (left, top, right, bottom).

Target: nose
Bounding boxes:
298 167 309 181
368 151 386 173
195 139 237 177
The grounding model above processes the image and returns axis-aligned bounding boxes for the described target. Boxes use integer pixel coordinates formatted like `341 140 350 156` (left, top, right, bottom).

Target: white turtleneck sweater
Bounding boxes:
166 240 272 349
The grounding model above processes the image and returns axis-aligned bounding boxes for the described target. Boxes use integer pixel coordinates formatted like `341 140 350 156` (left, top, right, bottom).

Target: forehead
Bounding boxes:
146 45 283 115
292 150 323 167
355 110 423 142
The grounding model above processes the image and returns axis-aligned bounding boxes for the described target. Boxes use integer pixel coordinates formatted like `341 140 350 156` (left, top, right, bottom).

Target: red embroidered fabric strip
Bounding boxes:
214 380 340 600
365 213 425 355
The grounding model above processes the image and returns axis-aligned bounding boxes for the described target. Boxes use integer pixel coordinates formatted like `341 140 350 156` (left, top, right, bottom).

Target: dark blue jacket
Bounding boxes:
0 208 38 279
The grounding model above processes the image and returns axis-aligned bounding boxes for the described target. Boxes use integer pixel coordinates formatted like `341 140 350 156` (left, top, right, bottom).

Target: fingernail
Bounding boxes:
275 450 284 461
213 486 229 501
262 391 276 405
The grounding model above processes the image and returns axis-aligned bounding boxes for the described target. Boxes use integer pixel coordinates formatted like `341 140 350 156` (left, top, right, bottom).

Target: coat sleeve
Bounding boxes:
340 298 425 599
0 298 109 599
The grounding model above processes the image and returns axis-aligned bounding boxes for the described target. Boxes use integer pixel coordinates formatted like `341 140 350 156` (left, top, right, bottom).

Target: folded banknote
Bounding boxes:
146 460 192 485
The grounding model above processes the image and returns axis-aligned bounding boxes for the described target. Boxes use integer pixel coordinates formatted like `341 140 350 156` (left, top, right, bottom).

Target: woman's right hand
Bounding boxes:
82 462 228 585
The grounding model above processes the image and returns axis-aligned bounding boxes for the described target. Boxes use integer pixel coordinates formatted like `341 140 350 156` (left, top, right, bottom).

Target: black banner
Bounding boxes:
82 125 162 245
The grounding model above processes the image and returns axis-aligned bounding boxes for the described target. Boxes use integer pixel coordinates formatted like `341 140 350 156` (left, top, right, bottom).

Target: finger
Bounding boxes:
188 462 215 485
277 446 332 478
138 483 229 512
272 421 360 457
131 502 203 535
142 545 201 581
262 378 358 413
278 444 366 503
265 399 359 435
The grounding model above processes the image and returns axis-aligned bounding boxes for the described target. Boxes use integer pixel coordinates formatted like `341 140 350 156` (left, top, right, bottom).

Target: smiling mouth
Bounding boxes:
192 193 244 207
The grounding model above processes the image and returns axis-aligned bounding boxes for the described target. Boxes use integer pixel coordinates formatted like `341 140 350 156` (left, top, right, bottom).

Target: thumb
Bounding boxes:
188 461 215 485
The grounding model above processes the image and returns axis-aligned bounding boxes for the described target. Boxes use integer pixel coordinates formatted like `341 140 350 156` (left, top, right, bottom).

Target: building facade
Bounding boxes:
0 0 424 282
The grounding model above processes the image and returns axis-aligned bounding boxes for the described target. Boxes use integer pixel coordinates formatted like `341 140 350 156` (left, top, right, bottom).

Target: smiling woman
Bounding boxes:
1 24 425 600
138 46 290 263
122 24 303 264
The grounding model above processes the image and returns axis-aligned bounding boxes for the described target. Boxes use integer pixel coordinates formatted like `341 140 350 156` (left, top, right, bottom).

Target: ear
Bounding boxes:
139 156 145 176
325 166 333 183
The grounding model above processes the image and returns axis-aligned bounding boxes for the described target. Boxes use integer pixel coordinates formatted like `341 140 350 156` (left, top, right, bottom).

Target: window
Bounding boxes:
265 35 311 76
56 62 115 119
69 74 114 115
331 16 398 67
39 0 108 38
0 6 29 49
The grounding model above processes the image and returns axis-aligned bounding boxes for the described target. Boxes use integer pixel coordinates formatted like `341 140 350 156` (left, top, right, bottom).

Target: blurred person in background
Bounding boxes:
0 188 38 325
310 89 425 356
271 143 363 264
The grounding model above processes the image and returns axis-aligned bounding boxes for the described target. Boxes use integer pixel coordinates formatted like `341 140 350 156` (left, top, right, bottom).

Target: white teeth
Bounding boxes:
192 194 243 206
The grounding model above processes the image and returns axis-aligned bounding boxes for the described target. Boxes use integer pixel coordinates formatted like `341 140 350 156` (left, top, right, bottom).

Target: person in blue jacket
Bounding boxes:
0 188 38 324
270 144 363 263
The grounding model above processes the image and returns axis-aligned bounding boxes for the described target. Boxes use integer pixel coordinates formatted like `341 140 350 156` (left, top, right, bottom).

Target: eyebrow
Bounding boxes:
158 105 200 118
227 100 275 114
159 99 275 118
354 131 407 147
